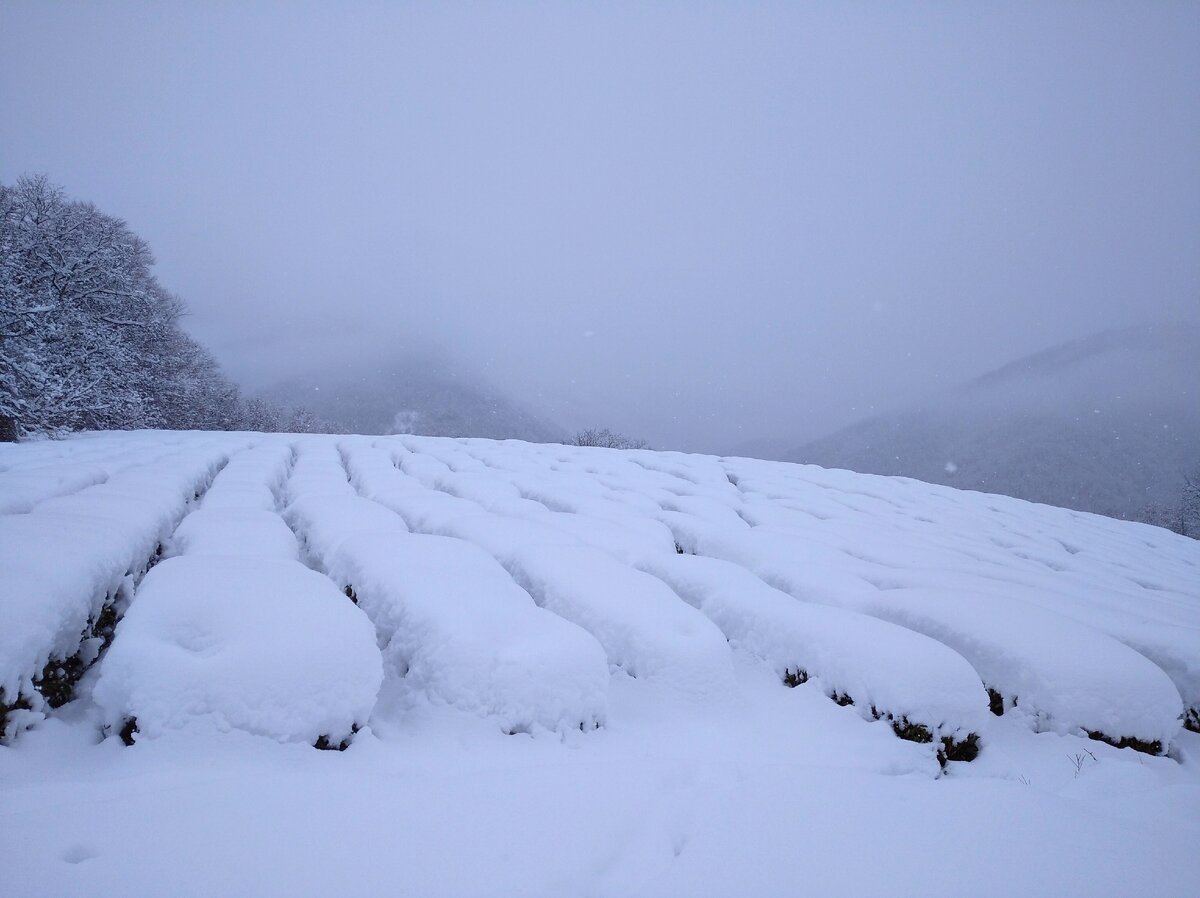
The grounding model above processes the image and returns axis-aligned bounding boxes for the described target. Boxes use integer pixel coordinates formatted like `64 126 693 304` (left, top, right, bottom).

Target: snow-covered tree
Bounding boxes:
568 428 650 450
1 176 171 435
1 175 321 439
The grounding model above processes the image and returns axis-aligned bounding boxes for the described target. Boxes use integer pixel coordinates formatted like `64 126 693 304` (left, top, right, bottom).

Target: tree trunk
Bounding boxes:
0 415 20 442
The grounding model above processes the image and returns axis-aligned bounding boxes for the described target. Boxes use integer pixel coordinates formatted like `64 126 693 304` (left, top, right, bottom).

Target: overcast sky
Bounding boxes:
2 2 1198 452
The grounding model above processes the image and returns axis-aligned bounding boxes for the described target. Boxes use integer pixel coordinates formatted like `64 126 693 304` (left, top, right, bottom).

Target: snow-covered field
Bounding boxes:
2 431 1199 897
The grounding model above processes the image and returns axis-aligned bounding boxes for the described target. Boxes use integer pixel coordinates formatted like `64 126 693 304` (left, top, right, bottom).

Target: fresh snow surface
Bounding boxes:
93 556 382 745
289 442 609 733
1 430 1199 897
636 552 986 742
0 440 231 709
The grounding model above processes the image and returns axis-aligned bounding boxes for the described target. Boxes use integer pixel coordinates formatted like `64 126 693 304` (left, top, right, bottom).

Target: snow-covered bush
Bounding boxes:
94 556 382 746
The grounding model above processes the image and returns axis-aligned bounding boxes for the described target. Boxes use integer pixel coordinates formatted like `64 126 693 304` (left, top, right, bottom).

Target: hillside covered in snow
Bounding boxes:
258 352 565 442
790 325 1200 522
1 431 1199 897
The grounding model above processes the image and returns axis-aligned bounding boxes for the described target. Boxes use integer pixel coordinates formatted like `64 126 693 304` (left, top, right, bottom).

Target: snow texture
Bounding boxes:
637 552 987 740
93 555 381 744
0 442 230 706
2 430 1200 896
289 442 609 732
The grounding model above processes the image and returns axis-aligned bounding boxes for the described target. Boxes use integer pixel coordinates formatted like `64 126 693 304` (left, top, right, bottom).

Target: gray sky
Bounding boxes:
2 1 1198 452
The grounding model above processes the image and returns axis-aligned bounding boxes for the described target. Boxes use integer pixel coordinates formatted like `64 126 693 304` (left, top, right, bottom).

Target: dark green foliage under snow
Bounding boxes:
0 689 32 740
1085 730 1164 756
314 724 360 752
782 667 808 688
939 733 981 765
118 717 138 746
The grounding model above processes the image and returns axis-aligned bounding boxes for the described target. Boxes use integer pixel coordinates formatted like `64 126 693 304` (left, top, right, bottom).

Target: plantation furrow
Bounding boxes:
703 458 1200 741
0 437 219 515
636 553 986 764
285 440 609 734
1 440 238 741
452 446 990 758
93 437 382 749
662 512 1187 754
348 443 735 699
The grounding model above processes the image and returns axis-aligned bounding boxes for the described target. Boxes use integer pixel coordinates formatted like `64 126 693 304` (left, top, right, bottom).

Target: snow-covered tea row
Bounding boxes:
3 431 1197 760
1 441 235 738
288 442 608 734
345 444 736 698
349 441 990 752
0 431 215 514
402 435 1198 748
92 443 382 747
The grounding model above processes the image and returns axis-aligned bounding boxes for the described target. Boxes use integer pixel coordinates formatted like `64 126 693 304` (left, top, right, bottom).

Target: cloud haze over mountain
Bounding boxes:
2 3 1197 452
790 325 1200 519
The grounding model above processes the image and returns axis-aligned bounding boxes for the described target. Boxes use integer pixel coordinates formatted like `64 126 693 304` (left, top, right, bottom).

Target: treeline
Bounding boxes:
0 175 322 440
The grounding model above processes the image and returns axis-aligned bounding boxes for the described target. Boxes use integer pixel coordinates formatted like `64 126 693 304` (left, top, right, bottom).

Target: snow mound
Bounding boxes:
328 531 609 732
0 513 140 708
4 430 1198 757
859 587 1184 749
662 507 1187 748
1 444 230 730
507 545 735 697
345 442 733 697
94 556 381 745
199 442 292 512
289 444 609 732
638 553 988 749
0 462 109 514
171 508 300 561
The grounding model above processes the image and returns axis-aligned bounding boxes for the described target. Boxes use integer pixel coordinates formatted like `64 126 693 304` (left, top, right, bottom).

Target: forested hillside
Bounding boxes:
790 326 1200 529
259 353 564 442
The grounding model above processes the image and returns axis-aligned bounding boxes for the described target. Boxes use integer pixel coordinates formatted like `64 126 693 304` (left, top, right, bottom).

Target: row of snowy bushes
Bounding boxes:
404 437 1194 754
1 443 232 741
92 442 382 748
349 443 736 695
287 442 609 734
362 440 995 757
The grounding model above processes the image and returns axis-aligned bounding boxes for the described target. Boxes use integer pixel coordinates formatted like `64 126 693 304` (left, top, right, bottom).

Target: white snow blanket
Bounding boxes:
347 443 734 697
661 502 1188 746
169 441 300 560
638 553 987 741
0 443 231 710
285 453 609 733
198 441 293 512
503 545 734 697
94 556 381 744
2 431 1200 898
325 531 610 732
171 508 300 561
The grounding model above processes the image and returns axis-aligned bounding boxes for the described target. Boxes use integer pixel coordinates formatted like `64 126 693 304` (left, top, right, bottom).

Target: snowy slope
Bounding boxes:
789 325 1200 520
258 352 566 441
1 430 1199 897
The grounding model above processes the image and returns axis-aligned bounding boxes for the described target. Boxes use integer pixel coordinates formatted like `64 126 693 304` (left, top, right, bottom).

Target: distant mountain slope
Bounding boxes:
789 325 1200 520
259 354 565 442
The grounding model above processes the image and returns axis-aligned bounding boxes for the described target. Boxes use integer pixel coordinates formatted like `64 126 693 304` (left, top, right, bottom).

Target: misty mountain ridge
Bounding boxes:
789 324 1199 521
260 353 565 443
